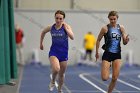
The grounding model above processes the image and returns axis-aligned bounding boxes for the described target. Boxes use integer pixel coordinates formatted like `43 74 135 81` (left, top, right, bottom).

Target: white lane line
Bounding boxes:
117 79 140 91
63 84 72 93
138 75 140 78
16 66 24 93
79 73 107 93
109 74 140 91
65 90 140 92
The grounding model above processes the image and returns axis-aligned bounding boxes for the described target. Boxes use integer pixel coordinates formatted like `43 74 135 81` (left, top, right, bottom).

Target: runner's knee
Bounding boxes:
102 75 109 81
53 67 60 74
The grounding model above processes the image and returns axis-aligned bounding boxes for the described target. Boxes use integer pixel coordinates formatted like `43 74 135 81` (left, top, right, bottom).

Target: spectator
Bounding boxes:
15 24 25 66
83 31 96 61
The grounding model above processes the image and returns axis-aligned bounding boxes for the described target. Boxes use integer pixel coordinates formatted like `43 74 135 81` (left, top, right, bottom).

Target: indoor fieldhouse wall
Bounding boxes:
14 10 140 65
14 0 140 11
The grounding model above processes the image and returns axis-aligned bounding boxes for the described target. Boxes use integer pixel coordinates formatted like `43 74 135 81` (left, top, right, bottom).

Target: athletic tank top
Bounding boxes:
50 24 68 53
103 24 122 53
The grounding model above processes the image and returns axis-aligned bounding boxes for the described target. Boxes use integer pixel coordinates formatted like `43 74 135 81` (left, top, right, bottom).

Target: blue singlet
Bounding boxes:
49 24 68 62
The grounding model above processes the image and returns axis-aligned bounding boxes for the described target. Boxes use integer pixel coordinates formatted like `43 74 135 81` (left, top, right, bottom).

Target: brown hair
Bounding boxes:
108 11 119 18
55 10 65 19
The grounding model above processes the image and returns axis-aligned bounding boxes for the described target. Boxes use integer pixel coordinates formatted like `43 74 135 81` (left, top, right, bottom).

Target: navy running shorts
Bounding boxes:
49 50 68 62
102 51 121 62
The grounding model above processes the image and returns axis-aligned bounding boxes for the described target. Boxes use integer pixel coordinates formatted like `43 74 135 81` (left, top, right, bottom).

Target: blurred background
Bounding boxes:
13 0 140 66
1 0 140 93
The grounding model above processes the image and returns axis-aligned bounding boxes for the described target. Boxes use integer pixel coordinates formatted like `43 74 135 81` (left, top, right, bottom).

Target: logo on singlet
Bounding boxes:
112 33 121 40
52 33 63 37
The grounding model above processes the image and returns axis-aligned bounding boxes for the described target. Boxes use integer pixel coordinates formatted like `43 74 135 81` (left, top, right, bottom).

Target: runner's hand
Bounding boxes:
40 44 44 50
95 53 99 62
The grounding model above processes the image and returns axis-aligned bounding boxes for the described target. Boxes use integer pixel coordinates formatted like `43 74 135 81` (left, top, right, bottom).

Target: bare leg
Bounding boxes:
108 59 121 93
58 61 67 92
101 60 111 81
49 56 60 84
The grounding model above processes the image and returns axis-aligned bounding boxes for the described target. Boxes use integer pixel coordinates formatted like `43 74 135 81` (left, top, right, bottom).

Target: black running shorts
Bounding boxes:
102 51 121 62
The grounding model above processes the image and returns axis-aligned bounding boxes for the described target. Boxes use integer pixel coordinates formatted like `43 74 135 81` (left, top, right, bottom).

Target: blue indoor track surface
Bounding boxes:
19 63 140 93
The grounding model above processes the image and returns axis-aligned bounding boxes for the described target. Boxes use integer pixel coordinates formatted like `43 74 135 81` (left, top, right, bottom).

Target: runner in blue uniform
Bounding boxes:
95 11 129 93
40 10 74 93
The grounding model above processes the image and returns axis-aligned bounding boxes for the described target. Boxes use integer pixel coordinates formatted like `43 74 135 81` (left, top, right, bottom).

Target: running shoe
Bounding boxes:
48 81 55 91
57 86 63 93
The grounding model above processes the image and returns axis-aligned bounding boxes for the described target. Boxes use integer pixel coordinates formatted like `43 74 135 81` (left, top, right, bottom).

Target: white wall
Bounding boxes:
138 0 140 10
18 0 71 9
74 0 140 11
14 0 140 11
14 9 140 65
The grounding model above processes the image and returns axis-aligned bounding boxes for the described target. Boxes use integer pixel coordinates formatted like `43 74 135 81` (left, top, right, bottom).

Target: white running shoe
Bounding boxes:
57 86 63 93
48 82 55 91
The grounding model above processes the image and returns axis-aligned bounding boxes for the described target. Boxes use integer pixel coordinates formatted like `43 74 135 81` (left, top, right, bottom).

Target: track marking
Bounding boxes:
63 90 140 92
79 73 107 93
63 84 72 93
117 79 140 91
138 75 140 78
88 74 121 93
16 66 24 93
109 74 140 91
